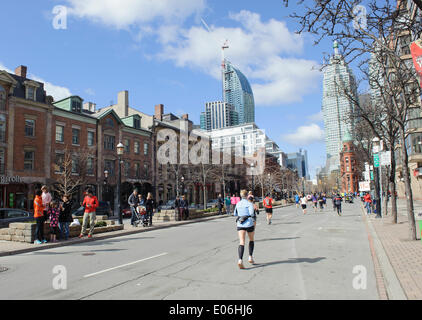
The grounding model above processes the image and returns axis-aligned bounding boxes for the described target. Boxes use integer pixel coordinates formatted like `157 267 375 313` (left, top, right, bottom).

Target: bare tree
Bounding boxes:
284 0 421 239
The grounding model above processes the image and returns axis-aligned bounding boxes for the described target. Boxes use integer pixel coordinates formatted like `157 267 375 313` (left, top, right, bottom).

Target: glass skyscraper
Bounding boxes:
223 60 255 125
322 41 357 172
200 101 238 131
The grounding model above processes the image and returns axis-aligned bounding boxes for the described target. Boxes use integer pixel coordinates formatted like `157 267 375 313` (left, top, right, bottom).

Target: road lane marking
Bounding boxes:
83 252 168 278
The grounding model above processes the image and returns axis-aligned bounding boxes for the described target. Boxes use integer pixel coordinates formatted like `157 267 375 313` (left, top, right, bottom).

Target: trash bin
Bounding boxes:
415 212 422 241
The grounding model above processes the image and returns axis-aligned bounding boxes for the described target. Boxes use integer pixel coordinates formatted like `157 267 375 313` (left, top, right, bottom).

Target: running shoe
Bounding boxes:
248 257 255 264
42 239 47 243
34 240 42 244
87 234 92 238
78 234 84 238
238 260 245 269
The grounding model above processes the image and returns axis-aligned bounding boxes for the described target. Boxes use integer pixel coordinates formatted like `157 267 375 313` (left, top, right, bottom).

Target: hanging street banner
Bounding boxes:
359 181 371 192
411 39 422 88
373 154 380 168
380 151 391 166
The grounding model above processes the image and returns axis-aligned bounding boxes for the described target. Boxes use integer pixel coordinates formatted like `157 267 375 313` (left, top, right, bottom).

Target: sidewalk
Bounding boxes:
0 213 230 257
369 198 422 300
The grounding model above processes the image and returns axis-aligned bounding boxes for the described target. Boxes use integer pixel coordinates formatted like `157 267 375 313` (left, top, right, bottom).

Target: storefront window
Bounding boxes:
412 133 422 154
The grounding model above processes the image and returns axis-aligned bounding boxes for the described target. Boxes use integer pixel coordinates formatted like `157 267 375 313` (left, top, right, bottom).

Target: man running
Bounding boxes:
300 194 308 215
263 193 273 225
333 194 343 216
294 193 300 209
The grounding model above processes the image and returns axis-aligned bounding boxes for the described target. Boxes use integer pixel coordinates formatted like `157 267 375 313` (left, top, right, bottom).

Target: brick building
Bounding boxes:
340 131 360 194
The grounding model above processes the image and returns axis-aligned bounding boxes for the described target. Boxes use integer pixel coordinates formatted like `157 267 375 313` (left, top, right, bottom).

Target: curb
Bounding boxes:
360 204 407 300
0 214 230 257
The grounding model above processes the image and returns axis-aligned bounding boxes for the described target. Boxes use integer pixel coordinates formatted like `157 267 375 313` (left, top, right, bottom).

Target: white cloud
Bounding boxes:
282 124 325 146
0 63 71 101
66 0 206 29
307 111 323 122
158 11 321 106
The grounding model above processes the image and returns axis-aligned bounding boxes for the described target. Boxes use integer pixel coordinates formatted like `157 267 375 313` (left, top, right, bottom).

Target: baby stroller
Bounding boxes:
133 205 148 227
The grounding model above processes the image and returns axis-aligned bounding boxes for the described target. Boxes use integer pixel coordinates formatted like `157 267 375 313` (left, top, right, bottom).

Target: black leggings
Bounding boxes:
35 217 44 241
238 241 255 259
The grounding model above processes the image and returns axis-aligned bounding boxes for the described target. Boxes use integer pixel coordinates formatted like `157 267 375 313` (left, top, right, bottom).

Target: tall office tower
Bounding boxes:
322 41 358 172
286 149 310 179
222 60 255 125
200 101 238 131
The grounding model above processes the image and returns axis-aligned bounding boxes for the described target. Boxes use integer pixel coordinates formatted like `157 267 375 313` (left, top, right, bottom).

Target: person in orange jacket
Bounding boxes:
33 189 46 244
364 193 372 215
79 189 99 238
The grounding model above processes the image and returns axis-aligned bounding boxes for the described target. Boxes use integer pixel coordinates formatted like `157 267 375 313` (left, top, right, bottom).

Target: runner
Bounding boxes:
263 193 273 225
318 193 324 211
294 193 300 209
312 193 318 212
300 194 308 215
333 194 343 216
234 190 257 269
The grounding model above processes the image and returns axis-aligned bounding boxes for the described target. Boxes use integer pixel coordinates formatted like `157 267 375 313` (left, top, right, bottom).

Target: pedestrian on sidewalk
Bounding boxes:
179 195 189 221
41 186 52 226
33 189 46 244
59 194 73 241
79 189 98 239
234 189 257 269
48 200 60 243
217 194 224 215
300 194 308 215
145 192 155 226
128 188 140 226
263 193 273 225
364 193 372 215
334 194 343 216
225 195 231 215
230 194 236 216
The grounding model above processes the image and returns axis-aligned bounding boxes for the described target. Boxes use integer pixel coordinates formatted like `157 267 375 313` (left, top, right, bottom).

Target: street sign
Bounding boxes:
373 154 380 168
380 151 391 166
364 171 370 181
370 171 374 181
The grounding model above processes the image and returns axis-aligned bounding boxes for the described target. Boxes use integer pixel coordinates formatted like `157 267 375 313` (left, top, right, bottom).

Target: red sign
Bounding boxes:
411 40 422 88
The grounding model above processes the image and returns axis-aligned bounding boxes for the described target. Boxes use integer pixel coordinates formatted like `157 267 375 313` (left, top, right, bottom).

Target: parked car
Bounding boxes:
0 208 34 228
71 201 112 218
122 206 132 218
206 199 218 208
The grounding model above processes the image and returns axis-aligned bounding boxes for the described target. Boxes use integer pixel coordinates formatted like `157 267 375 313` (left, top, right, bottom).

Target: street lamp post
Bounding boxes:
372 137 382 218
251 163 255 194
181 176 185 196
103 170 109 202
116 142 124 225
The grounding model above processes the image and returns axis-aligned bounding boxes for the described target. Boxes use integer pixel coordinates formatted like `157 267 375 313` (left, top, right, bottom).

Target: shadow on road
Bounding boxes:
257 237 300 242
247 257 326 269
87 236 156 246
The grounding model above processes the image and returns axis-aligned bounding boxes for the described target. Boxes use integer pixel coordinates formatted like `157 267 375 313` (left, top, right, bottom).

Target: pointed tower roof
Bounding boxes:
343 130 353 142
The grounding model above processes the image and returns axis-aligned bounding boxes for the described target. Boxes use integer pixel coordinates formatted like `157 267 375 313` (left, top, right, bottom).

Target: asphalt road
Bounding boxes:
0 202 378 300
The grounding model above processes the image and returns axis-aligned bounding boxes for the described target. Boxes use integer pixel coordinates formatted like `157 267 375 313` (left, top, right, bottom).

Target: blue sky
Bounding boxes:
0 0 341 178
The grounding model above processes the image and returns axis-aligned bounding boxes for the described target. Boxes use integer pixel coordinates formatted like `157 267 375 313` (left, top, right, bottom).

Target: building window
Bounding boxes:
412 133 422 154
106 118 114 127
124 138 130 153
134 163 140 178
0 85 6 111
104 160 115 176
55 153 64 173
144 143 149 155
144 164 149 179
104 135 115 150
0 115 5 143
56 125 64 142
134 118 141 129
72 128 80 145
24 151 34 171
124 161 130 177
134 141 140 154
0 148 4 174
26 87 35 101
71 100 82 113
71 156 79 174
25 119 35 137
87 131 95 146
87 157 94 175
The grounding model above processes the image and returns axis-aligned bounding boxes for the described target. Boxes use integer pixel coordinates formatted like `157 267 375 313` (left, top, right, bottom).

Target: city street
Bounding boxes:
0 202 378 300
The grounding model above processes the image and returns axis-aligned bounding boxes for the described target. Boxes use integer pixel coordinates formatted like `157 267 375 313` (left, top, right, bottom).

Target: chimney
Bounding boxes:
182 114 189 120
15 65 27 78
155 104 164 121
117 90 129 117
